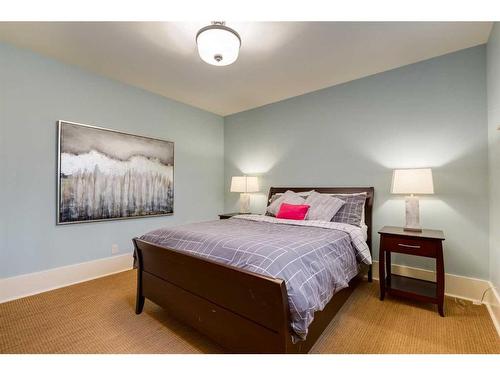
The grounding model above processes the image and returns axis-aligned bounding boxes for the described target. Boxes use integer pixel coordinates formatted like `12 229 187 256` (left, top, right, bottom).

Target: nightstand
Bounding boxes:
378 226 446 316
219 212 249 219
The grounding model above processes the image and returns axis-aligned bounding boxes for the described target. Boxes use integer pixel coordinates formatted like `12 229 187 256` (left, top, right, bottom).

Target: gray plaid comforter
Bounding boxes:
139 215 371 340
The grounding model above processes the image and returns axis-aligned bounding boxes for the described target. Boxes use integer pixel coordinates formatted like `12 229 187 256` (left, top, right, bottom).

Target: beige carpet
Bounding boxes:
0 270 498 354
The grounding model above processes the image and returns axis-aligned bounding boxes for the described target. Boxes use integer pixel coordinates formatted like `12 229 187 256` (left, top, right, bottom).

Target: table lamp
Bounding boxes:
391 168 434 232
230 176 259 213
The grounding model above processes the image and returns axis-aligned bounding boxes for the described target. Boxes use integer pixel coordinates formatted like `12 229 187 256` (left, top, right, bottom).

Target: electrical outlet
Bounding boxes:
111 244 119 254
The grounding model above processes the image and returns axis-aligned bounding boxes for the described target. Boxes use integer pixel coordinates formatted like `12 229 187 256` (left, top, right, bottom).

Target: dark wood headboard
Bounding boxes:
267 186 375 254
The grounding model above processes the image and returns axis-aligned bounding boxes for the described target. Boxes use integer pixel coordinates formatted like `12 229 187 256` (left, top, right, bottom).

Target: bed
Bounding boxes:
133 186 374 353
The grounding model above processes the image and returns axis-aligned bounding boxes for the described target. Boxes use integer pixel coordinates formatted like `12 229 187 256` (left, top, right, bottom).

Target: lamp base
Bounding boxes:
404 195 422 232
239 193 251 214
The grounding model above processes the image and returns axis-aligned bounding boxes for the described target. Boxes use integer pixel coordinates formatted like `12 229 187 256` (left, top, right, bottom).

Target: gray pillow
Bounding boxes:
266 190 307 216
268 190 314 204
330 193 367 227
305 192 345 221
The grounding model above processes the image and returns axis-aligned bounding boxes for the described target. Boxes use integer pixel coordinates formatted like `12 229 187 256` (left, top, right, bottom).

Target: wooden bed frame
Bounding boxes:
133 186 374 353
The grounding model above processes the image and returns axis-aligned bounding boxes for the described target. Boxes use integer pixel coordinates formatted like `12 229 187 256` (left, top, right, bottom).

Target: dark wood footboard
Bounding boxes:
134 238 293 353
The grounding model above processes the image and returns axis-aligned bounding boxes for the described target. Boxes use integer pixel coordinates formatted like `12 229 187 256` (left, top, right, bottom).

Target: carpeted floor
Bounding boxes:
0 270 498 354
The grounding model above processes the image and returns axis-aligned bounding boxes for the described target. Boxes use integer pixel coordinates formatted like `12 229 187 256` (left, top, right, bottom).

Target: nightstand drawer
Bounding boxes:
380 235 438 257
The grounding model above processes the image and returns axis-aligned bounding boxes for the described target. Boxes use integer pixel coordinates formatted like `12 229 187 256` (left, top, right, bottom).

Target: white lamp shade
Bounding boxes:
196 26 240 66
391 168 434 195
230 176 258 193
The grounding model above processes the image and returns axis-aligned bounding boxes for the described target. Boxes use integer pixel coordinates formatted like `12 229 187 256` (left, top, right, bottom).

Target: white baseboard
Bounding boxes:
0 253 134 303
372 261 499 337
484 283 500 337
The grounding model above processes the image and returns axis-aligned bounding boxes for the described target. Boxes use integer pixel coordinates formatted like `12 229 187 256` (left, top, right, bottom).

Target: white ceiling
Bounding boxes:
0 22 493 116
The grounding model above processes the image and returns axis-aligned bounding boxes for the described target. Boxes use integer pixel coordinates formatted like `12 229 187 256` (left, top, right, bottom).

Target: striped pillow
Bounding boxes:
304 192 345 221
330 193 367 227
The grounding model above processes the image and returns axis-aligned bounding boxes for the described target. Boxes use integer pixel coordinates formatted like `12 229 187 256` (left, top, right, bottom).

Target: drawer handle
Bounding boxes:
398 243 421 249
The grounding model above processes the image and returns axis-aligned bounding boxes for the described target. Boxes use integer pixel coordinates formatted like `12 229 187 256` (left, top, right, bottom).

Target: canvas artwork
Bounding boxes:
57 121 174 224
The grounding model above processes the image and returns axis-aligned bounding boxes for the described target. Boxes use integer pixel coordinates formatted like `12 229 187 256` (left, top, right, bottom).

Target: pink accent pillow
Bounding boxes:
276 203 310 220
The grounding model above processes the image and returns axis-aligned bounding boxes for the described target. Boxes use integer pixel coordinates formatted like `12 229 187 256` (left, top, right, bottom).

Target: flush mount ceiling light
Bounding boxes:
196 21 241 66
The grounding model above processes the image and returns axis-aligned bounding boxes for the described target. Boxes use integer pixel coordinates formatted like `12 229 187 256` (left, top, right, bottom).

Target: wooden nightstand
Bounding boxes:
378 226 446 316
219 212 249 219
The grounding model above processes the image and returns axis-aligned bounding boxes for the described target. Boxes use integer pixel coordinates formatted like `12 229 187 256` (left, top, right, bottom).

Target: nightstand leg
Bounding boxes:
386 251 391 288
436 245 445 317
379 248 385 300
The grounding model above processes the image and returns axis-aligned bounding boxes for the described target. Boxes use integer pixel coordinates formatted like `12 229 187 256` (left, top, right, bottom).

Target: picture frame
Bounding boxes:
57 120 174 224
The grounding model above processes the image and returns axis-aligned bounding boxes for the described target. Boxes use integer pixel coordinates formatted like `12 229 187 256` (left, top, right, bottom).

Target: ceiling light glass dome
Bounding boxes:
196 22 241 66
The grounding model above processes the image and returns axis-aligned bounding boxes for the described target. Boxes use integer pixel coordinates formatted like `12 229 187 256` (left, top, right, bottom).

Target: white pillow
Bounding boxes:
266 190 306 216
305 192 345 221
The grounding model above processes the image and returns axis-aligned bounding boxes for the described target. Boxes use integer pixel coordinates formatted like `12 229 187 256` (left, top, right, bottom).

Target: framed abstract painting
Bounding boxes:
57 120 174 224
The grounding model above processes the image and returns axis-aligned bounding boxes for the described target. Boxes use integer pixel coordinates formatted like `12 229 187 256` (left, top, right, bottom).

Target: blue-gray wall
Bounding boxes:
487 24 500 291
224 46 489 279
0 43 224 278
0 41 493 283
